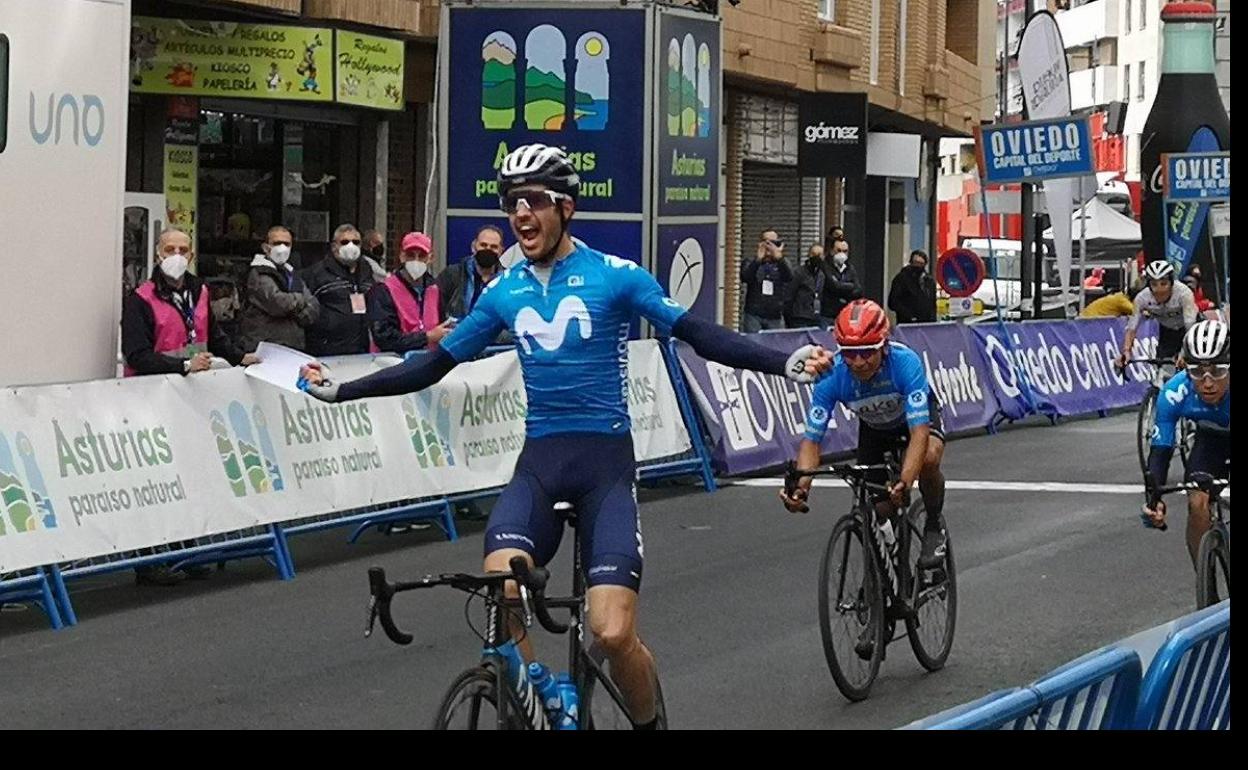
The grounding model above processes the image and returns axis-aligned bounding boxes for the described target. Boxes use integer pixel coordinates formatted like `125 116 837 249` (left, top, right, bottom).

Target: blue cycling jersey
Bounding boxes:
804 342 931 442
1150 370 1231 448
440 243 688 438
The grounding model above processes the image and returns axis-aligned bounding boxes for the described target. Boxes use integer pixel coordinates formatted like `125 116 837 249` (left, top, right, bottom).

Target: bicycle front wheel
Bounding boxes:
819 513 885 702
432 665 526 730
903 500 957 672
1196 525 1231 609
578 644 668 730
1136 388 1158 476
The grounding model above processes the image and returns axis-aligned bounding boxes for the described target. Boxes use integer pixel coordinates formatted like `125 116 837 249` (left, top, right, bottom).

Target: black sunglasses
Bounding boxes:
338 238 361 246
766 239 784 248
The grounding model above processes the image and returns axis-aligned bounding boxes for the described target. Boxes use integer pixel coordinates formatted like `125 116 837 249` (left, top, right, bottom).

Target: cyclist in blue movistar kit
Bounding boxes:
298 144 832 728
1142 320 1230 566
781 299 949 643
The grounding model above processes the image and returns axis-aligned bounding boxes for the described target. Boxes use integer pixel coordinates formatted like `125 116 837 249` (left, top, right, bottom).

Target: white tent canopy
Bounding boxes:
1043 196 1142 243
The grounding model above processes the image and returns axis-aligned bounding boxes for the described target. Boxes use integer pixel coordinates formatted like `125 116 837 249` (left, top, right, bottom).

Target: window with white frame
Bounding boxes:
1124 62 1131 101
818 0 836 22
1138 60 1146 101
1140 0 1147 29
1125 0 1132 32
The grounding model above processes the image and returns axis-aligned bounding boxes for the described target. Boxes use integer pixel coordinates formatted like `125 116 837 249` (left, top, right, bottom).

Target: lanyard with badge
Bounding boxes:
349 277 367 315
172 289 197 345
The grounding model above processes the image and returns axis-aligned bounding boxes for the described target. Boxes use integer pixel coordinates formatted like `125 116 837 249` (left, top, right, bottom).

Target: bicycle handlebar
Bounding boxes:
1140 475 1229 532
365 555 567 645
783 460 897 498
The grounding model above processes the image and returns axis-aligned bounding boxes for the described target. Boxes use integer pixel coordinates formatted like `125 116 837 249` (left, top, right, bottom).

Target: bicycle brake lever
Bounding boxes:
518 584 535 628
365 594 379 638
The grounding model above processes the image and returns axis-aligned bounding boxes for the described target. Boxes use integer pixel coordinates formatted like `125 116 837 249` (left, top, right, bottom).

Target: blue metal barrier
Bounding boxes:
1025 646 1141 729
1135 602 1230 730
904 646 1141 730
636 339 716 491
902 688 1042 730
0 567 66 629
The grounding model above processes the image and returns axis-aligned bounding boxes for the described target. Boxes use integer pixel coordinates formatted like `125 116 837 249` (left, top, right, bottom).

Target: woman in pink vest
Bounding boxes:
367 231 455 354
121 228 254 377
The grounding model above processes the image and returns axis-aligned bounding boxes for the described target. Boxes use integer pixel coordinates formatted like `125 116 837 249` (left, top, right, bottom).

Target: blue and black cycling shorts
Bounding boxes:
858 391 945 502
485 433 644 592
1186 426 1230 482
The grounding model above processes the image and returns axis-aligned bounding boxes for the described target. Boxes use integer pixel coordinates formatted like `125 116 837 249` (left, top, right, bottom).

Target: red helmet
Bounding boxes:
834 299 890 348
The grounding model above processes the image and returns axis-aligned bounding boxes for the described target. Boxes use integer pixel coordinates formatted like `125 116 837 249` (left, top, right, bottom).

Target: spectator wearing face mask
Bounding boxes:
437 224 514 345
368 231 454 355
300 223 378 356
237 226 320 353
361 228 390 282
122 227 255 378
816 238 863 327
888 249 937 324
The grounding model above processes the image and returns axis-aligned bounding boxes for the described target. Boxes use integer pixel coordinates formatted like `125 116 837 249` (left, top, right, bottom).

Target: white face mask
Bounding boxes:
833 252 849 267
403 259 429 281
160 253 189 281
337 243 361 263
268 244 291 265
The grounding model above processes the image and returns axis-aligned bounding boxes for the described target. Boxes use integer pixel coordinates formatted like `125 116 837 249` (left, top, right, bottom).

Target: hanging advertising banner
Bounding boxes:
654 9 720 217
334 30 405 110
443 6 647 214
1017 10 1084 302
130 17 334 102
655 222 718 322
163 114 198 248
797 92 868 178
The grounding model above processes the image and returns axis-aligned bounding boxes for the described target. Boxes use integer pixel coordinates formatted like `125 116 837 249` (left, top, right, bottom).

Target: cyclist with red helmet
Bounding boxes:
781 299 948 572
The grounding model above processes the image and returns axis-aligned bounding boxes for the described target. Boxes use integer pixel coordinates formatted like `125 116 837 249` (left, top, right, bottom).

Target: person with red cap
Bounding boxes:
368 231 455 355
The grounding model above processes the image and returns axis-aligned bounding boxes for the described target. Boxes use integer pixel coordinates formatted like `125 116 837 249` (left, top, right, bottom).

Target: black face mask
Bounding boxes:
910 263 927 273
371 244 386 259
474 249 500 270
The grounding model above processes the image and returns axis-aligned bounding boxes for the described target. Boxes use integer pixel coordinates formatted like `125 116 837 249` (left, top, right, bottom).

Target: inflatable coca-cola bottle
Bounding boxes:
1139 1 1230 278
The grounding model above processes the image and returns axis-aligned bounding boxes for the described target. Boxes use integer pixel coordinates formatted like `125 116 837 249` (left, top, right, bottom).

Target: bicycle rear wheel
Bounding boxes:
903 500 957 672
819 513 885 702
1136 388 1158 477
1196 524 1231 609
432 665 527 730
578 644 668 729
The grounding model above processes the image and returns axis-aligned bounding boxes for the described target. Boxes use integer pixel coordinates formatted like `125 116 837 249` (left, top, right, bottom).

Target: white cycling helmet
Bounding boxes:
496 144 580 200
1143 260 1176 283
1183 319 1230 365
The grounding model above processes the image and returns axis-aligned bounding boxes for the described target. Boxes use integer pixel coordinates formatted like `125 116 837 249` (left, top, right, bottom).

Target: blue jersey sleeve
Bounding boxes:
894 348 932 430
616 259 688 334
804 369 843 442
1150 372 1189 448
440 276 507 363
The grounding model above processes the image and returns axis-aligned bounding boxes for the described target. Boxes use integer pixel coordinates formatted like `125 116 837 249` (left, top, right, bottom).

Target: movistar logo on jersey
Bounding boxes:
210 402 285 498
0 432 58 536
403 391 456 468
515 296 593 355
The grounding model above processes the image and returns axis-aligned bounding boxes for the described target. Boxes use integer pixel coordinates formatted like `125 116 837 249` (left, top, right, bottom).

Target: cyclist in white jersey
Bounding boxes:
1117 260 1200 368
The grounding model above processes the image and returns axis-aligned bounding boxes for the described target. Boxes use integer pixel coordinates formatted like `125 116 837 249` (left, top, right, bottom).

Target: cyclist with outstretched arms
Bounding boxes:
779 300 948 653
297 144 831 728
1116 260 1200 371
1141 320 1231 566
